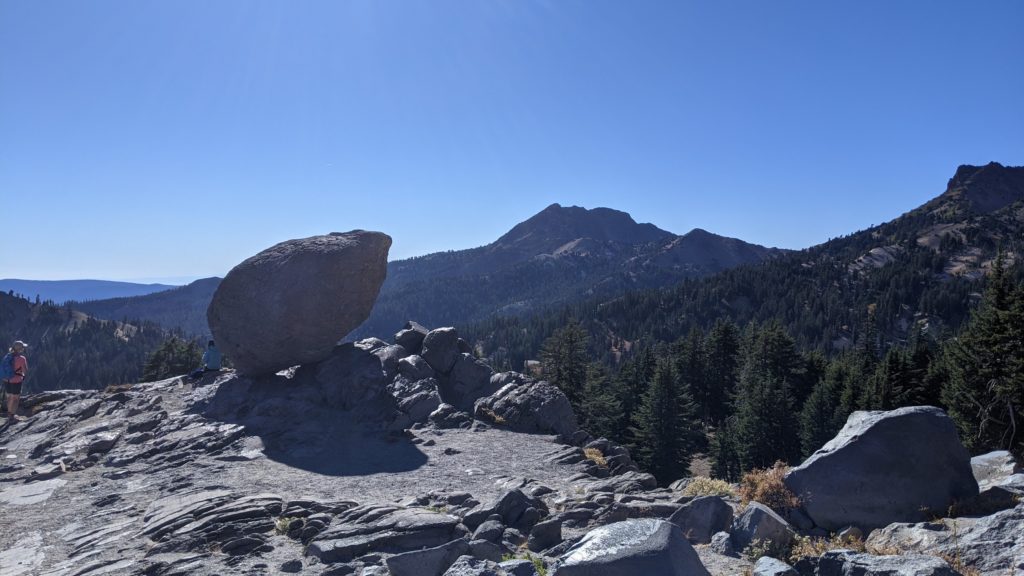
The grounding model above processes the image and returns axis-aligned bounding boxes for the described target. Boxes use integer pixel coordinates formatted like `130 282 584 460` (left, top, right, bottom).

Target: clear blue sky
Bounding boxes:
2 1 1021 282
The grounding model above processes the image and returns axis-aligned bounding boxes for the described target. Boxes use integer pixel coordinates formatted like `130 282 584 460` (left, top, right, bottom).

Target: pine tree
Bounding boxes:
711 417 742 481
674 327 709 428
632 358 700 485
580 363 622 440
800 363 844 457
704 320 741 426
540 319 589 407
942 254 1024 457
142 336 202 382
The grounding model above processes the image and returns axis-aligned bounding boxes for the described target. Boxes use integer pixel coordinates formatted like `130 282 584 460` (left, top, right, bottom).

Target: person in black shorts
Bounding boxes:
3 340 29 423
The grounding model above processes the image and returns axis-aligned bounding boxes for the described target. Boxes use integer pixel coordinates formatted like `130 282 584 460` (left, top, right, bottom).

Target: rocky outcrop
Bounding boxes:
207 230 391 375
474 376 578 437
816 550 959 576
552 519 710 576
866 504 1024 574
729 502 795 555
784 406 978 531
668 495 734 544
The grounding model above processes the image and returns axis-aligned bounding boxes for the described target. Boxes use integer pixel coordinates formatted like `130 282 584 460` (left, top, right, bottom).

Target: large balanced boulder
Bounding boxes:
208 231 391 375
784 406 978 531
553 519 710 576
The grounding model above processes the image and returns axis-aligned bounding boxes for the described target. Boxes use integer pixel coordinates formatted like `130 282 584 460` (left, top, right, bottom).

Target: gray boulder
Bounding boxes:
385 539 470 576
474 380 578 438
443 354 496 410
865 503 1024 574
527 518 562 552
784 406 978 531
208 231 391 375
395 321 430 355
667 495 733 544
499 560 540 576
463 489 548 532
422 328 462 374
553 519 710 576
730 502 795 555
443 556 507 576
816 549 959 576
398 355 436 382
709 531 735 556
753 556 797 576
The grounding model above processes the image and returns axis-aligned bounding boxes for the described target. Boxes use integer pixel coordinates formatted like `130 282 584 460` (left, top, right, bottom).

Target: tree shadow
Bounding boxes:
193 371 428 477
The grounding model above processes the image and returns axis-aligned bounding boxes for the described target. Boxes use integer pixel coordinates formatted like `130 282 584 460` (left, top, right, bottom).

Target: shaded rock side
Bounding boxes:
552 519 710 576
784 406 978 531
208 230 391 375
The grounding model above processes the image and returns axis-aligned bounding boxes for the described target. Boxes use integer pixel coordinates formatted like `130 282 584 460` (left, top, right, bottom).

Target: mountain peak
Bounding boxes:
943 162 1024 214
493 204 673 256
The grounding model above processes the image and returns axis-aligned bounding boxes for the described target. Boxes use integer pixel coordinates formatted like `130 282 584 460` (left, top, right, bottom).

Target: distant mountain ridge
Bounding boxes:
358 204 785 337
73 277 221 338
70 205 783 339
0 279 176 304
465 162 1024 367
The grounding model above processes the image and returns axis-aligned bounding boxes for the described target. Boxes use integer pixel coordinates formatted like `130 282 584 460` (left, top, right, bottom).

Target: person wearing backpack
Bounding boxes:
2 340 29 423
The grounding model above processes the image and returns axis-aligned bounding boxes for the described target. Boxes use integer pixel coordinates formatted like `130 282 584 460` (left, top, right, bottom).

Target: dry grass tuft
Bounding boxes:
104 383 133 394
789 534 866 563
738 461 800 514
583 447 608 468
681 476 735 498
478 407 507 426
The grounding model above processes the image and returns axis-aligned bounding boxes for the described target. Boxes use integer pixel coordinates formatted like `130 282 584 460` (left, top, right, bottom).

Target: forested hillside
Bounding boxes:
0 291 168 392
72 277 220 338
536 255 1024 486
466 163 1024 370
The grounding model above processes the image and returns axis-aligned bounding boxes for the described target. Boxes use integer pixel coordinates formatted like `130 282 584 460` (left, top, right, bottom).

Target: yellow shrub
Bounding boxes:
682 476 735 498
738 461 800 514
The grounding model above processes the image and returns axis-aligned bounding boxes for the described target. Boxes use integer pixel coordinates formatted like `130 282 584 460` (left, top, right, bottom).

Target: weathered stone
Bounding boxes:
730 502 795 555
527 518 562 552
553 519 710 576
443 354 496 410
784 406 978 531
865 503 1024 574
474 381 577 438
207 230 391 375
308 508 464 564
709 531 735 557
816 549 959 576
314 343 390 411
385 538 470 576
668 495 733 544
395 321 430 355
429 403 474 429
398 355 436 382
753 556 798 576
442 556 507 576
468 539 504 562
472 519 505 543
421 328 461 374
971 450 1022 488
463 489 549 532
499 559 540 576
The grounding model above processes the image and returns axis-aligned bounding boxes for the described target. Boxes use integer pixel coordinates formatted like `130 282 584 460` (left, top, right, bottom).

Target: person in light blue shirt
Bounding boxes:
191 340 221 380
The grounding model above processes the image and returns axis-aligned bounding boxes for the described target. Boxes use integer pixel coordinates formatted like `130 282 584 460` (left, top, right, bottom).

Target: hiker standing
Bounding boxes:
3 340 28 423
